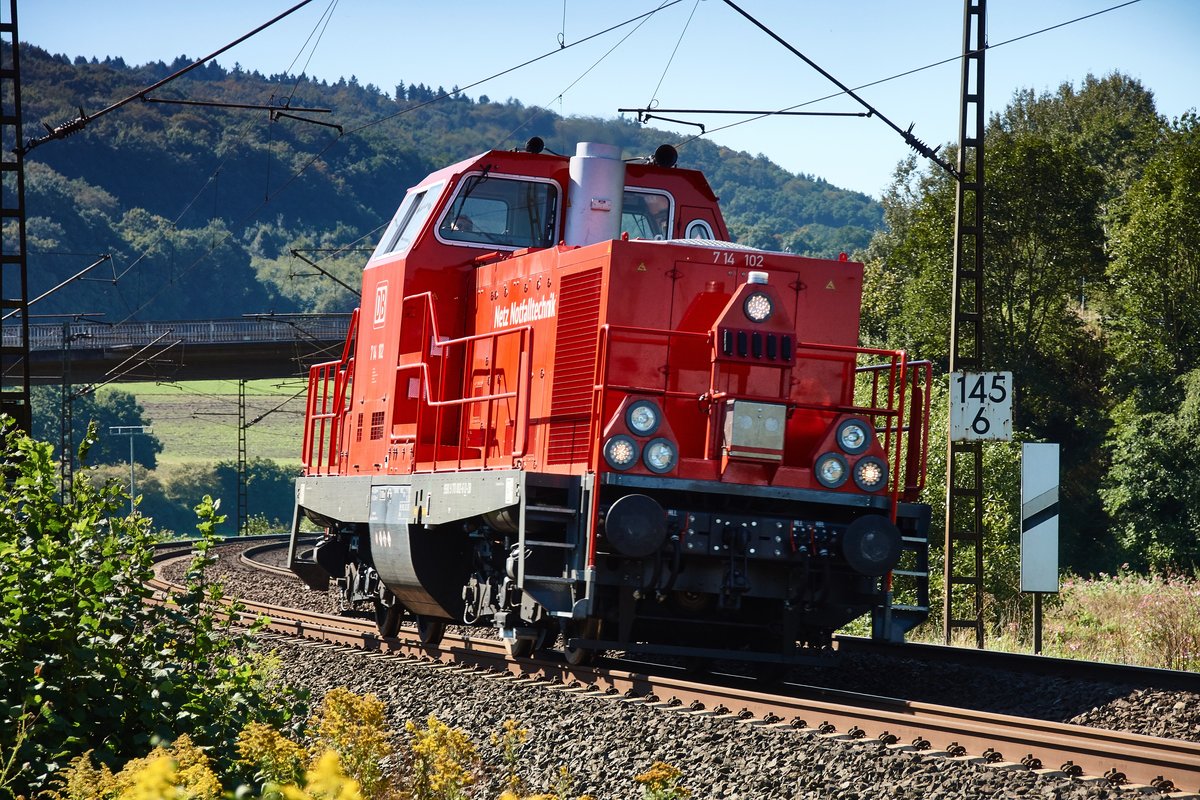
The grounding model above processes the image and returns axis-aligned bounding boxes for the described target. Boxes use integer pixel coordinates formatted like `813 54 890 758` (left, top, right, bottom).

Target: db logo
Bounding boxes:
373 281 388 328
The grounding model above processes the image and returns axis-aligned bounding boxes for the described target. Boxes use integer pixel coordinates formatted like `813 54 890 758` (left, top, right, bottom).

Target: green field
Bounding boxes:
126 378 309 466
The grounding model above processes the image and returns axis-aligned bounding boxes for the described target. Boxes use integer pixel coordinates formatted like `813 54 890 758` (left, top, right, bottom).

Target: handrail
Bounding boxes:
16 315 351 351
302 310 359 476
392 291 533 471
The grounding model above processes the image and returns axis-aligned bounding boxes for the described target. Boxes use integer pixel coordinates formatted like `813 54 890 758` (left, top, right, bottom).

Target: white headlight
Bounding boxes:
815 453 848 488
643 438 678 474
837 419 871 455
626 400 661 436
604 435 639 470
743 291 773 323
854 457 888 492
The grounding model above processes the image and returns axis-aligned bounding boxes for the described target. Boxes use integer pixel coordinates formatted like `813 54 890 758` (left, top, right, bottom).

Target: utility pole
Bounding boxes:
109 425 151 516
194 380 250 534
59 320 94 497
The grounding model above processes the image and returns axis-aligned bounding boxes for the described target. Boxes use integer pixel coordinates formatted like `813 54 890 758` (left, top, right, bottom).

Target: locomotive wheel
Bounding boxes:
562 618 601 667
374 596 403 638
416 615 446 647
502 627 546 659
505 635 534 658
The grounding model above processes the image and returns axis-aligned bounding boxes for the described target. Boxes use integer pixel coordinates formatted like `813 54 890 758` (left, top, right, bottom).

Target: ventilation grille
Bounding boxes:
369 411 385 440
546 268 603 464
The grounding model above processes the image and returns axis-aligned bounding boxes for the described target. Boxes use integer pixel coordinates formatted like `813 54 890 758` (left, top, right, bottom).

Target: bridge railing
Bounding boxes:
6 315 352 351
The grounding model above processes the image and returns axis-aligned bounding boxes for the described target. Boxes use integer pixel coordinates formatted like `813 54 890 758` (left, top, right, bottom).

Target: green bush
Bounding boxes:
0 420 306 798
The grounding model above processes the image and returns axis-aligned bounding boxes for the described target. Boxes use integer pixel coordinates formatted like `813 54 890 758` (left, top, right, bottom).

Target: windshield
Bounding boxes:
437 174 558 249
370 182 445 261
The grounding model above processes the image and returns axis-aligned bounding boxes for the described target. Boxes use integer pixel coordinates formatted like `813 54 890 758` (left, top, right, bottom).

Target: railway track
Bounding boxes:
838 635 1200 695
156 540 1200 796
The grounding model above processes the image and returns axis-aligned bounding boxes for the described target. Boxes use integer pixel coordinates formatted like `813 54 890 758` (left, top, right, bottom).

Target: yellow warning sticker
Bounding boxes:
637 263 647 272
825 280 836 290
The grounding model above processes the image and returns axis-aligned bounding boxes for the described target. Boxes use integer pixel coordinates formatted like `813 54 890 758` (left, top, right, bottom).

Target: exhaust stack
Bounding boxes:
564 142 625 247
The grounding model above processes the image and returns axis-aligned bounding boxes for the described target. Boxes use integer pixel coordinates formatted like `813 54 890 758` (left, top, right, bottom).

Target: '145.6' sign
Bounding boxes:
950 371 1013 441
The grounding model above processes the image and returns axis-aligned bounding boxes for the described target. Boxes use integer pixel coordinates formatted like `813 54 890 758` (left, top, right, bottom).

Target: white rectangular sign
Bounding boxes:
1021 442 1060 593
950 371 1013 441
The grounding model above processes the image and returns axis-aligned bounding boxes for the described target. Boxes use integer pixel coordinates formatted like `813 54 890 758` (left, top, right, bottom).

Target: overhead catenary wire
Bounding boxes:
2 255 112 321
499 0 682 153
716 0 957 177
106 2 688 326
644 0 702 113
546 0 676 120
279 0 340 105
24 1 336 324
20 0 316 154
670 0 1145 158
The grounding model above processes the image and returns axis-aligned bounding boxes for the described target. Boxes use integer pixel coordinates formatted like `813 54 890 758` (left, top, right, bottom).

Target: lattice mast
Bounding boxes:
0 0 29 431
943 0 988 647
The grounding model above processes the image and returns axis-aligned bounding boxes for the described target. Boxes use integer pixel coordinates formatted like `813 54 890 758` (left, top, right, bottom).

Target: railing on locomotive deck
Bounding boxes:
772 339 934 504
388 291 532 472
856 355 933 502
585 324 933 567
302 309 359 476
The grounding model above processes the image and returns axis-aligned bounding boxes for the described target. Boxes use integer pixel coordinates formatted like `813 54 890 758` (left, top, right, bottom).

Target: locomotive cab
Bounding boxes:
290 140 932 665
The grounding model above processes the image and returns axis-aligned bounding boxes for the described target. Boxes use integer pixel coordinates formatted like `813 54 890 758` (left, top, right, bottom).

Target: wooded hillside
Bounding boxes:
19 45 882 322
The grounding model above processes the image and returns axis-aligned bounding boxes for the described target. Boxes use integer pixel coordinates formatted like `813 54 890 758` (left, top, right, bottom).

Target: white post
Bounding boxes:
129 434 135 515
1021 442 1060 653
109 425 152 516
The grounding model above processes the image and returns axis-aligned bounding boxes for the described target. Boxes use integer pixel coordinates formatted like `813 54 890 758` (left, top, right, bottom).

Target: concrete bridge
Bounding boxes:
15 314 351 385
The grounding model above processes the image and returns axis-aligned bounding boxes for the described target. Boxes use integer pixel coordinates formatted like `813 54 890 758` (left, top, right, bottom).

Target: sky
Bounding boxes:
18 0 1200 199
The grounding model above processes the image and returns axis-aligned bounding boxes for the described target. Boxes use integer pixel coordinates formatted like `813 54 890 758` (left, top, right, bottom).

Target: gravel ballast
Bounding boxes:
159 544 1198 799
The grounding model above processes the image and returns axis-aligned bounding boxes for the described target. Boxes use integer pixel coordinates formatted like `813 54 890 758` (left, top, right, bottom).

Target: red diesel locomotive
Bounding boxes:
288 140 932 664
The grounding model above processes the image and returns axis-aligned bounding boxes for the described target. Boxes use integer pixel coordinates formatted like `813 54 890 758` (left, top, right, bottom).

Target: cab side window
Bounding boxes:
621 190 674 240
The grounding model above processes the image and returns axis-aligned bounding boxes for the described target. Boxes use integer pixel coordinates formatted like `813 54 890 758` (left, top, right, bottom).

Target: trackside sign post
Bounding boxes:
1021 442 1060 653
950 371 1013 441
1021 443 1060 592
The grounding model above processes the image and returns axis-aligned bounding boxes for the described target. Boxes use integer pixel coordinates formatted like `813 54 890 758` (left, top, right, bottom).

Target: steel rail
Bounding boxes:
238 539 316 578
836 635 1200 695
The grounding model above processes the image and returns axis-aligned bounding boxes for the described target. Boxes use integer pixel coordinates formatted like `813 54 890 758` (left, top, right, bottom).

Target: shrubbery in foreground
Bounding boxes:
0 421 687 799
0 421 306 798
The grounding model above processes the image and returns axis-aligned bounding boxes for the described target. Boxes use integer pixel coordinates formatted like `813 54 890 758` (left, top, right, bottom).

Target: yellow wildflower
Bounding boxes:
308 688 394 797
281 751 363 800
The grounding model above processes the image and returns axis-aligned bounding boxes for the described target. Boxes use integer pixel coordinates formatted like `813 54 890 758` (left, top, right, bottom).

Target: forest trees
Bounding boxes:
864 73 1200 577
1100 112 1200 567
30 386 163 469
